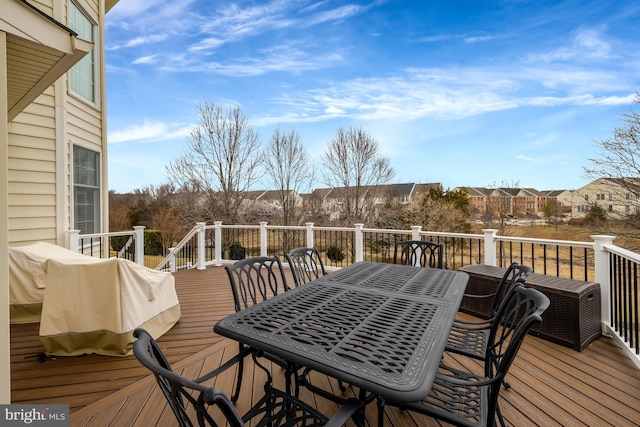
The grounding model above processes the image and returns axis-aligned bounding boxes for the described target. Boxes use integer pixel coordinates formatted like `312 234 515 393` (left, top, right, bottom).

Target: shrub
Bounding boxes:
229 240 246 260
144 230 164 256
326 245 345 263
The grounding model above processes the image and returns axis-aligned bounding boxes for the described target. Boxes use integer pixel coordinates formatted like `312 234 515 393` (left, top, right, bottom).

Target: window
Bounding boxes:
608 193 613 201
69 2 95 102
73 146 101 234
608 205 613 212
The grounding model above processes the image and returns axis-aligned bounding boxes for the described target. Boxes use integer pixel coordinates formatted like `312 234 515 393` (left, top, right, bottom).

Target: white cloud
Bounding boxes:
108 122 193 144
257 60 637 125
527 27 612 63
133 55 158 65
464 35 495 43
516 154 537 162
188 37 226 52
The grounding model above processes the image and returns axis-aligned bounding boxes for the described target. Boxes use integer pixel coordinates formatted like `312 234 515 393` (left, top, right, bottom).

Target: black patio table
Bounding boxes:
214 261 468 405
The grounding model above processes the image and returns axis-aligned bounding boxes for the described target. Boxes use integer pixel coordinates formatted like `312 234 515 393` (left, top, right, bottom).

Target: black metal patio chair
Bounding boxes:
378 284 550 427
284 247 327 287
224 256 291 402
446 262 533 365
132 329 364 427
393 240 444 268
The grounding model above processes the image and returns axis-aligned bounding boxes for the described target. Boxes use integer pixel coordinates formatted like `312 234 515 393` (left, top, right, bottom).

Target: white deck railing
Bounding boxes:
70 222 639 367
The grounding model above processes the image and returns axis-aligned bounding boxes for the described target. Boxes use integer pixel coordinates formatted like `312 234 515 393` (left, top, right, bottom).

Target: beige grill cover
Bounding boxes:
9 242 181 356
9 242 94 323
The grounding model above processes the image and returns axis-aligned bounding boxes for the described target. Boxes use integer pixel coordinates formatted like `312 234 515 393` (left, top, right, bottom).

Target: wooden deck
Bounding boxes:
10 266 640 426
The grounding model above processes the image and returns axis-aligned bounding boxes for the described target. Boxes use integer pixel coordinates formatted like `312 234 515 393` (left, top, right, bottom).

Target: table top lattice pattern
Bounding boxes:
215 262 468 402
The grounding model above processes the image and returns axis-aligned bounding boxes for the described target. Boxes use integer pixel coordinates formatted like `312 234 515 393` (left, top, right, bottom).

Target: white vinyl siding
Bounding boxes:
73 145 101 234
8 89 58 245
69 2 95 102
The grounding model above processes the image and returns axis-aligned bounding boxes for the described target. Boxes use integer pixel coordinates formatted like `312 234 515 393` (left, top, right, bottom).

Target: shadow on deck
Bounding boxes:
9 267 640 426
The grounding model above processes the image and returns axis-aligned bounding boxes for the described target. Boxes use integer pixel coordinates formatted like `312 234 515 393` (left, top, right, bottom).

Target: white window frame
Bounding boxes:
73 145 102 234
68 1 98 105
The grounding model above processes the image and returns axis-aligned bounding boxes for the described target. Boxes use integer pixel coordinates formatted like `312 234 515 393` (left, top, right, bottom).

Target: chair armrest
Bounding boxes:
462 291 496 300
436 363 501 388
453 317 494 327
194 346 255 383
325 398 365 427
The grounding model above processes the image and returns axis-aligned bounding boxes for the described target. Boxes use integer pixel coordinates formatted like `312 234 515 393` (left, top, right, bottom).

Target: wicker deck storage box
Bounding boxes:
458 264 602 352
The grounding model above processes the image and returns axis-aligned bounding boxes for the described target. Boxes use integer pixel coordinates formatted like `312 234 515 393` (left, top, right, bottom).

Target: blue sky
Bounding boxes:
105 0 640 193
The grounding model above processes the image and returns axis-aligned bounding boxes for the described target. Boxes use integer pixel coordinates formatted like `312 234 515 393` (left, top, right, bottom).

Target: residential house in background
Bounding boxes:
571 178 640 219
544 189 573 218
303 183 440 222
1 0 118 403
460 186 564 220
240 189 303 220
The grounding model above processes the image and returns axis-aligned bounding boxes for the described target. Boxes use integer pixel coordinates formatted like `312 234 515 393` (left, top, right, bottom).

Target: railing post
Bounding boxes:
483 229 498 266
169 247 176 273
411 225 422 240
214 221 222 265
411 226 423 266
196 222 206 270
68 229 80 252
260 222 268 257
306 222 315 248
354 223 364 263
592 235 615 330
134 226 145 265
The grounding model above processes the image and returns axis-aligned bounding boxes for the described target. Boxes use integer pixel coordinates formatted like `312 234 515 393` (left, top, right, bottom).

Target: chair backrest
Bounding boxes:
132 329 244 427
284 247 327 287
225 256 289 312
393 240 444 268
484 284 550 420
490 262 533 316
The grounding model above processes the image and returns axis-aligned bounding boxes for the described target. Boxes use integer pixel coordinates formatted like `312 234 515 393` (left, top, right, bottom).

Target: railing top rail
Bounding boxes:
419 231 486 240
361 228 484 240
361 227 412 234
80 231 135 239
220 224 260 230
496 235 593 249
309 226 358 232
604 243 640 263
265 225 307 230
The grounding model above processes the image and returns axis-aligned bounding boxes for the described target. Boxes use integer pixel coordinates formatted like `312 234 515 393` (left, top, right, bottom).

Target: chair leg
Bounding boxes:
376 396 386 427
231 343 244 403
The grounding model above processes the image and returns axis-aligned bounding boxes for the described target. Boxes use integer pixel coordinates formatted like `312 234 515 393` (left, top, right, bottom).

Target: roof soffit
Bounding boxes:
3 0 93 121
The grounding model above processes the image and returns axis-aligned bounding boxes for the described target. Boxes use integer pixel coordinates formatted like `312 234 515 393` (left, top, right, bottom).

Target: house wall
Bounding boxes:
8 90 58 245
572 179 640 219
7 0 108 247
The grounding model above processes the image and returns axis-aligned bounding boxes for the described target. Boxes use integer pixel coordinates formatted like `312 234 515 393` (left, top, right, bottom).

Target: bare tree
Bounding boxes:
482 180 520 232
166 102 262 224
583 95 640 246
321 127 395 224
585 93 640 197
108 190 133 231
262 128 314 226
408 191 471 234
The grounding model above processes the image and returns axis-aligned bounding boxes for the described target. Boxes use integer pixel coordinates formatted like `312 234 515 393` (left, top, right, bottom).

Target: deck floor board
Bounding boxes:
9 266 640 426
